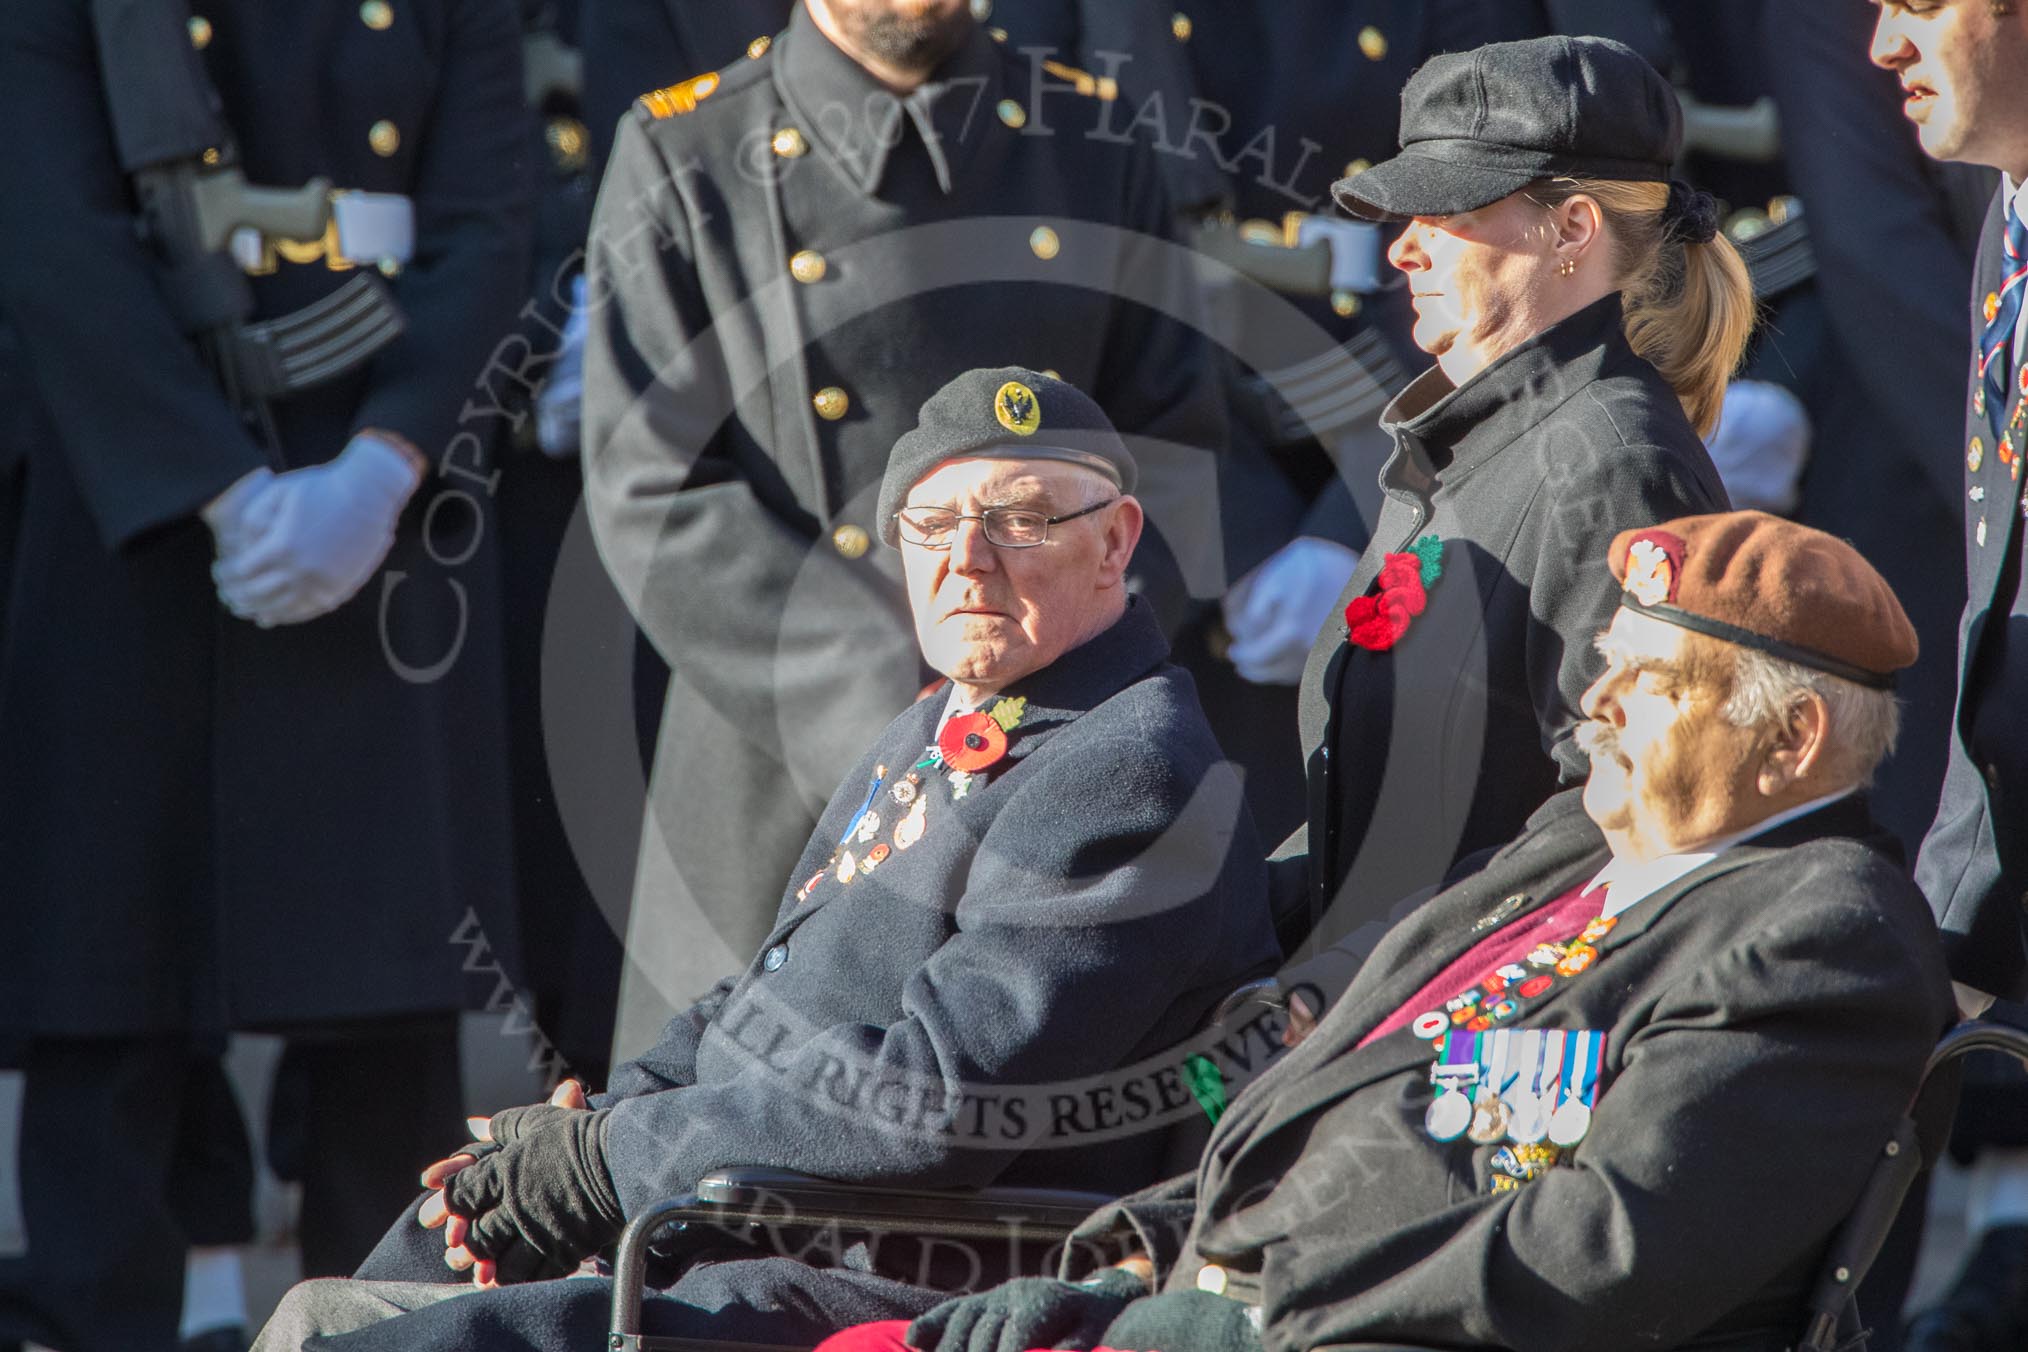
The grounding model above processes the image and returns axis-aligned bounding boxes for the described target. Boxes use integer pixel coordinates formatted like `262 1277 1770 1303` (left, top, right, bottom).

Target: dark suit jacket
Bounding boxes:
592 599 1278 1213
1275 295 1729 960
1916 184 2028 1002
1071 789 1952 1352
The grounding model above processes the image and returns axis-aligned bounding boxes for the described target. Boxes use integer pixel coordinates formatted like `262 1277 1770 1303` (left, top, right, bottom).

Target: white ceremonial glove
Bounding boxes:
1703 379 1811 515
535 275 588 459
213 432 424 627
1222 536 1362 686
201 466 278 557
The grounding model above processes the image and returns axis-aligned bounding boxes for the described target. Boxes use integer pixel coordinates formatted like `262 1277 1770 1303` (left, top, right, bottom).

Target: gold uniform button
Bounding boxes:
997 99 1027 129
545 117 588 173
1196 1265 1228 1295
1359 25 1388 60
1172 12 1193 41
789 250 827 284
988 26 1008 42
747 34 772 59
1970 437 1986 473
812 386 850 420
832 524 871 559
1029 226 1060 260
1041 369 1060 380
368 119 401 157
1331 290 1360 318
187 15 213 48
772 127 808 159
360 1 393 30
1343 158 1372 178
201 147 222 166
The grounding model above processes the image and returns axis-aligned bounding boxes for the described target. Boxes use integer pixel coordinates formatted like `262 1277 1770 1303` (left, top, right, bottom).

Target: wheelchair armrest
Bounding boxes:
694 1166 1117 1235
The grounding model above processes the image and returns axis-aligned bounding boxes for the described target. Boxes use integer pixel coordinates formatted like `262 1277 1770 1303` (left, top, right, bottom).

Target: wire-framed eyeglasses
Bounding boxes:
892 498 1117 550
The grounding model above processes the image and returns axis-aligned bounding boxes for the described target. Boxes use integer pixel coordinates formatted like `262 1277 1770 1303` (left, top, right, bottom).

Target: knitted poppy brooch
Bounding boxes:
1344 535 1444 652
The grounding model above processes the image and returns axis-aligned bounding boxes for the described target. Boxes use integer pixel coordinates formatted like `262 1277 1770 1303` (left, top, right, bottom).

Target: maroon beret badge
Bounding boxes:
1622 530 1686 608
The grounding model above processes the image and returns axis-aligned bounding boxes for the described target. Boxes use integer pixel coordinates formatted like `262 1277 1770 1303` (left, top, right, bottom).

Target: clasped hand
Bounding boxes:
415 1078 624 1288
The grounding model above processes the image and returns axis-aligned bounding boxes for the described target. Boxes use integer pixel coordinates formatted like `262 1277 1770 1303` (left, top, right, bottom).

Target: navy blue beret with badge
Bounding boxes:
877 366 1137 547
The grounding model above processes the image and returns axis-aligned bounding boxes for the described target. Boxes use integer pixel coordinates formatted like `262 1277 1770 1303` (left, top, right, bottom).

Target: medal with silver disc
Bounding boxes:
1505 1030 1561 1144
1548 1030 1603 1147
1425 1031 1479 1142
1426 1087 1472 1141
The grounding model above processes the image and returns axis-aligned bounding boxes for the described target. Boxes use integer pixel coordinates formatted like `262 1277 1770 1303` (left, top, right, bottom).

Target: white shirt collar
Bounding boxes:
1582 787 1857 920
938 684 981 728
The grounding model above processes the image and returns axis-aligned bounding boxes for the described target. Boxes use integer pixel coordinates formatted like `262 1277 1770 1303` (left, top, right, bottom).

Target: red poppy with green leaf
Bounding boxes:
1344 534 1445 652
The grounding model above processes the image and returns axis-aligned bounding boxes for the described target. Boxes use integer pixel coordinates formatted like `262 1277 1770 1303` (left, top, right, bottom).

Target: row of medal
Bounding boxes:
1425 1027 1604 1148
793 743 976 902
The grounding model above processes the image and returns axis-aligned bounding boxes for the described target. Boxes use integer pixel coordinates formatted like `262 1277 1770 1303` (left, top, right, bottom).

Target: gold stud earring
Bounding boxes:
1557 258 1577 278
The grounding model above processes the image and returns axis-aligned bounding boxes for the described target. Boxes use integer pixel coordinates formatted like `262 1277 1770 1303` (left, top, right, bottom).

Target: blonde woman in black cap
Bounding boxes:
1270 34 1749 981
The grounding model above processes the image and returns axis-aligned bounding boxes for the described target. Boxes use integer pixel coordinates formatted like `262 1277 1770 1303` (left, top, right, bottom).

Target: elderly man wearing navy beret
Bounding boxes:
249 368 1279 1351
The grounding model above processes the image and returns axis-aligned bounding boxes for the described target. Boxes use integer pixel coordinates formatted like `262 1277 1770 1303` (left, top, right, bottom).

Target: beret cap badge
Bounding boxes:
1622 532 1685 607
993 381 1041 436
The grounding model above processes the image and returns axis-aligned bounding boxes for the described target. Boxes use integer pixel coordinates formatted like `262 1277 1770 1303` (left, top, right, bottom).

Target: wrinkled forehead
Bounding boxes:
903 455 1112 507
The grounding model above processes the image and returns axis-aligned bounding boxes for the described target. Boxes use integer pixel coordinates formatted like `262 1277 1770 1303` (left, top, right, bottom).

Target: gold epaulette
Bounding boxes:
1041 59 1118 101
637 71 721 120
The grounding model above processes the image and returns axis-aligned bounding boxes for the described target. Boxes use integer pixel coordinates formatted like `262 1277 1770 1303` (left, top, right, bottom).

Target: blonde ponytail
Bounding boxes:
1533 178 1755 438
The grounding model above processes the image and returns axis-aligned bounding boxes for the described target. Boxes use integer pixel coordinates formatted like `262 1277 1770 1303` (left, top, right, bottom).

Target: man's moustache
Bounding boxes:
1574 721 1620 761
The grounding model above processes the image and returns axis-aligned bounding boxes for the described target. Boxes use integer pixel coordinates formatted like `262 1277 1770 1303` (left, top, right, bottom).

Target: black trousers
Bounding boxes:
0 1037 191 1352
267 1015 464 1279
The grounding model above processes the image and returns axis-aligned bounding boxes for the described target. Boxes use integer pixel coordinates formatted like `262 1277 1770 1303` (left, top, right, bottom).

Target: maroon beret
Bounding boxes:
1607 511 1918 689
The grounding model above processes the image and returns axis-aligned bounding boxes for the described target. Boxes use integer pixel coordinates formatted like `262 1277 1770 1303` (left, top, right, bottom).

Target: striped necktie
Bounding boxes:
1977 201 2028 446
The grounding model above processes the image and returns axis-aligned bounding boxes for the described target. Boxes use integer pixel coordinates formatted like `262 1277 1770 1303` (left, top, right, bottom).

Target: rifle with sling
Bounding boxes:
89 0 409 449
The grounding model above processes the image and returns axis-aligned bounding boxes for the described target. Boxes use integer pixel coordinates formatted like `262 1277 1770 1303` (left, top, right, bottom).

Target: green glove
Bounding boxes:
907 1268 1148 1352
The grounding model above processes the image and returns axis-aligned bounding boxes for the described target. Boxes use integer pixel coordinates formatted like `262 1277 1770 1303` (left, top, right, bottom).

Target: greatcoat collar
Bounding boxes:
775 6 1004 196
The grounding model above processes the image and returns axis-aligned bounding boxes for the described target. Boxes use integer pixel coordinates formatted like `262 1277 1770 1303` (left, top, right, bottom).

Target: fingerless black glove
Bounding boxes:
907 1267 1149 1352
442 1105 624 1280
